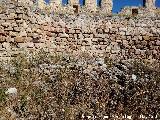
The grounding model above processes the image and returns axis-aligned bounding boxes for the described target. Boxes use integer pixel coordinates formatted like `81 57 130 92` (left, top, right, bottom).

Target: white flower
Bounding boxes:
132 74 137 81
5 88 17 95
127 116 132 119
104 116 109 119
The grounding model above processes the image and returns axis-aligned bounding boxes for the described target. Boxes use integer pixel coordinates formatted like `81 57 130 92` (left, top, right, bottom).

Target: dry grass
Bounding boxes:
0 49 160 119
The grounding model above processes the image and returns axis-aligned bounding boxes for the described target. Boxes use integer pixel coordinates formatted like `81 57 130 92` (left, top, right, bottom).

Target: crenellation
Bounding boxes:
35 0 113 14
85 0 97 13
100 0 113 14
145 0 156 9
38 0 46 9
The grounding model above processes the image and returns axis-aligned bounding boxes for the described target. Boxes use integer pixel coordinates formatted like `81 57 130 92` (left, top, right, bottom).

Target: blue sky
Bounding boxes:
45 0 160 13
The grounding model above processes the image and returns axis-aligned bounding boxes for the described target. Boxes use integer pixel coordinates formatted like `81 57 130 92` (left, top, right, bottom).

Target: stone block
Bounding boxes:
157 23 160 28
36 29 42 34
19 31 27 37
100 34 106 39
27 42 34 48
152 50 157 55
46 32 52 37
55 37 61 42
16 8 23 14
43 26 49 31
2 42 11 50
92 38 98 42
14 36 26 43
22 14 28 20
0 36 6 42
7 37 14 42
11 22 18 27
33 33 39 39
155 40 160 46
50 27 56 33
94 34 102 38
119 31 126 36
6 19 15 23
1 22 10 27
26 27 32 33
115 40 122 43
0 43 2 49
0 14 8 20
13 27 21 32
68 38 76 42
77 39 82 45
8 13 17 19
141 41 147 46
138 36 143 40
58 28 64 33
0 20 5 24
74 34 78 38
22 21 28 28
59 33 69 38
122 40 128 46
18 43 27 48
27 33 33 37
61 37 67 42
75 29 81 33
83 33 90 38
68 29 74 33
16 19 23 24
69 34 74 38
119 27 127 32
35 43 45 49
96 28 104 34
135 49 141 55
104 28 110 33
128 48 135 53
4 27 13 31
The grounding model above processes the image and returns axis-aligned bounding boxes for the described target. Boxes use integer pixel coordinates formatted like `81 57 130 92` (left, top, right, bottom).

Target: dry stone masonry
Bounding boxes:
0 0 160 60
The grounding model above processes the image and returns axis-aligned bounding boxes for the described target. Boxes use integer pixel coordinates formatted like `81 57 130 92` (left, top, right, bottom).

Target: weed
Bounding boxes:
0 88 7 102
0 50 159 119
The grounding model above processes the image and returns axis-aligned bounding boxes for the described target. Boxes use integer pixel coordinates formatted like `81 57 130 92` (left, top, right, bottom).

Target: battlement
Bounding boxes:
37 0 157 15
145 0 156 9
37 0 113 14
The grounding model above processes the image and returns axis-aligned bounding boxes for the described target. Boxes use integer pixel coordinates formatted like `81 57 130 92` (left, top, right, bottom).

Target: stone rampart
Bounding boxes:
0 0 160 60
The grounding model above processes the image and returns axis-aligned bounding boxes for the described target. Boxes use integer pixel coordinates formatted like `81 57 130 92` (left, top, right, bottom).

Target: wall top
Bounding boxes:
37 0 113 14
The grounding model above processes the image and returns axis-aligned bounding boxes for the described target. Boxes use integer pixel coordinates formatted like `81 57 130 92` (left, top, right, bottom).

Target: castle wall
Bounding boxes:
0 0 160 60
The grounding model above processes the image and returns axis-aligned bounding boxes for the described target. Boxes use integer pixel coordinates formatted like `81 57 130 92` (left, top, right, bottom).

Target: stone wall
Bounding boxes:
0 0 160 60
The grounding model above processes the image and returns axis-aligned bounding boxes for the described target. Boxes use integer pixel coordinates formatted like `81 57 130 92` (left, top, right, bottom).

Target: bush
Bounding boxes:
0 50 159 119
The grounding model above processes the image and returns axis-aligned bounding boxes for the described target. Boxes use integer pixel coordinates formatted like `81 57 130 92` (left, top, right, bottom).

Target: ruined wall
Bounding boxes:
0 0 160 60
